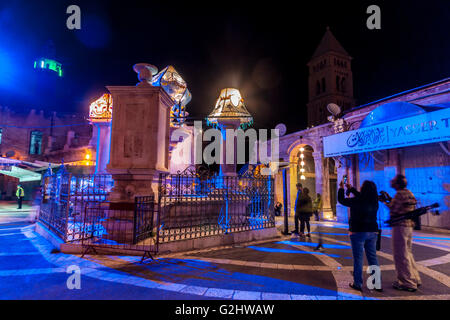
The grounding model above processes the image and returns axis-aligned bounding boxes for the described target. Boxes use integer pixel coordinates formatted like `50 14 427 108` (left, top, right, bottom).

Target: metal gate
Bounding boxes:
79 196 157 262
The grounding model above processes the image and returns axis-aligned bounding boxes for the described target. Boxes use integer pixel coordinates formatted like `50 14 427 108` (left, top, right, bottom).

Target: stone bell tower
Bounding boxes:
307 27 355 127
106 63 173 209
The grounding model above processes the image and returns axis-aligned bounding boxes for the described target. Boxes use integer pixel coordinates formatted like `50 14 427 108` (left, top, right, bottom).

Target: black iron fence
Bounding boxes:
39 170 274 258
39 172 113 242
158 171 275 243
79 198 157 261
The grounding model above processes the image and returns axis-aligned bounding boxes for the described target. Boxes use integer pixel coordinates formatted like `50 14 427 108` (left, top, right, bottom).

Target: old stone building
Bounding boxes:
275 28 450 229
277 77 450 228
0 106 94 200
307 28 355 127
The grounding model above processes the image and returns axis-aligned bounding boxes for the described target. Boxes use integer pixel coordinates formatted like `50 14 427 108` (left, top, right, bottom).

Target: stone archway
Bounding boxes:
285 138 333 219
288 143 316 216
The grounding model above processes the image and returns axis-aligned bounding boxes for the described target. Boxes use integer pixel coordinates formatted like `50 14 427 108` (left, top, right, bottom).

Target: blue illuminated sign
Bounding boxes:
324 107 450 157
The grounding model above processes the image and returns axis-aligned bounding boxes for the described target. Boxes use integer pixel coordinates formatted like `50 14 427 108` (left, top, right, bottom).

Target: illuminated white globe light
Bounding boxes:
300 154 304 159
230 91 242 106
300 168 305 172
300 175 306 180
301 161 305 166
300 147 305 152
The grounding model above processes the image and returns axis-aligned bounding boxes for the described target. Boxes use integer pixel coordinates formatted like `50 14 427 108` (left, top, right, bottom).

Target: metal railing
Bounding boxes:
79 201 158 261
38 170 274 258
39 173 114 242
158 171 275 243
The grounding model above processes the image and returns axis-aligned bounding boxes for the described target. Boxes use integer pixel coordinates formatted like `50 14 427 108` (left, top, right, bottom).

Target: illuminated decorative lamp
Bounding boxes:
206 88 253 130
89 93 113 123
152 65 192 127
88 93 113 174
206 88 254 177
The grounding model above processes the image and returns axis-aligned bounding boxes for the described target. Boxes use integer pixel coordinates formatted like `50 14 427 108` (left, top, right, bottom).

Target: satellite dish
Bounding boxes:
275 123 287 137
327 103 342 117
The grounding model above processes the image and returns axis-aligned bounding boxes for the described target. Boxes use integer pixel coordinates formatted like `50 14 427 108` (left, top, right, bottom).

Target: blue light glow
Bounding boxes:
311 232 348 236
248 246 347 258
278 240 351 249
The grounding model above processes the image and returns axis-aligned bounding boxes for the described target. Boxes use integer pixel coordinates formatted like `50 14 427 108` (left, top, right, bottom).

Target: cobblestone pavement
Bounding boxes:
1 211 449 300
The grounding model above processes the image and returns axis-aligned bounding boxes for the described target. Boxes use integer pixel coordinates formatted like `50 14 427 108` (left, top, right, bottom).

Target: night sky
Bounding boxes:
0 0 449 133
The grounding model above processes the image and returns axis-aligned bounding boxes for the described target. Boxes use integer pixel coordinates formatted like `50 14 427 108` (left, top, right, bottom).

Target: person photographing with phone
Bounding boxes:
338 177 382 292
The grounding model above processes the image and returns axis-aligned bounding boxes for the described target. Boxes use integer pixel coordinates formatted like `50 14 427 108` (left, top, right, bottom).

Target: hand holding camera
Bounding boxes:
378 191 391 203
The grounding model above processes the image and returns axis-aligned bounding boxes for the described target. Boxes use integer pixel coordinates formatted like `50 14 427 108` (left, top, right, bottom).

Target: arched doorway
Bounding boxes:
288 144 316 215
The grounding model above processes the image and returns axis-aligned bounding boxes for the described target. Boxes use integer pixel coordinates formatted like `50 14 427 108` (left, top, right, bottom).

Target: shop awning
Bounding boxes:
0 158 57 182
323 104 450 157
0 166 42 182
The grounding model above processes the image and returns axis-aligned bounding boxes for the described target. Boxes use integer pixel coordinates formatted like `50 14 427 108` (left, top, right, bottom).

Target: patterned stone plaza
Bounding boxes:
1 206 448 300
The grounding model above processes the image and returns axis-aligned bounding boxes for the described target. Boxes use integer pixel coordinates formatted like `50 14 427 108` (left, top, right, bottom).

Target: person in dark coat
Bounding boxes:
338 179 382 292
297 187 313 238
293 183 303 235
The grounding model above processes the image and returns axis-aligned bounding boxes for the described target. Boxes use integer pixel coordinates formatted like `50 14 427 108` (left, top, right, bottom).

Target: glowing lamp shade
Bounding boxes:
151 65 191 127
300 175 306 180
89 93 113 122
300 161 305 166
206 88 253 129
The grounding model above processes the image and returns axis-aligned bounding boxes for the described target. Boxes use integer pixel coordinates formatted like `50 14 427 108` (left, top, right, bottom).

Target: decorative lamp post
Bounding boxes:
88 93 112 174
206 88 253 176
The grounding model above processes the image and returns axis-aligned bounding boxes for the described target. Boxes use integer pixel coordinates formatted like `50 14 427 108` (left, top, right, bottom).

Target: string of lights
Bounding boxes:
299 147 306 180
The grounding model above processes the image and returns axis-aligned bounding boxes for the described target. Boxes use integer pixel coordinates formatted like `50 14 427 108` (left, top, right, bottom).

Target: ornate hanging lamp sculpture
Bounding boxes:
152 65 191 127
89 93 113 123
206 88 253 129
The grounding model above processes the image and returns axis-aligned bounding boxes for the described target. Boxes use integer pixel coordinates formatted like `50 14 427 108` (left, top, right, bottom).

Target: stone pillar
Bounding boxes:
106 63 173 208
313 152 332 220
286 168 292 216
218 119 241 176
93 122 111 174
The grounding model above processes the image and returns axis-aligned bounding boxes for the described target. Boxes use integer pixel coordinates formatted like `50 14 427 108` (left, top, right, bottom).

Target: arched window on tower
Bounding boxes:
322 78 326 93
336 76 340 91
341 77 346 93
